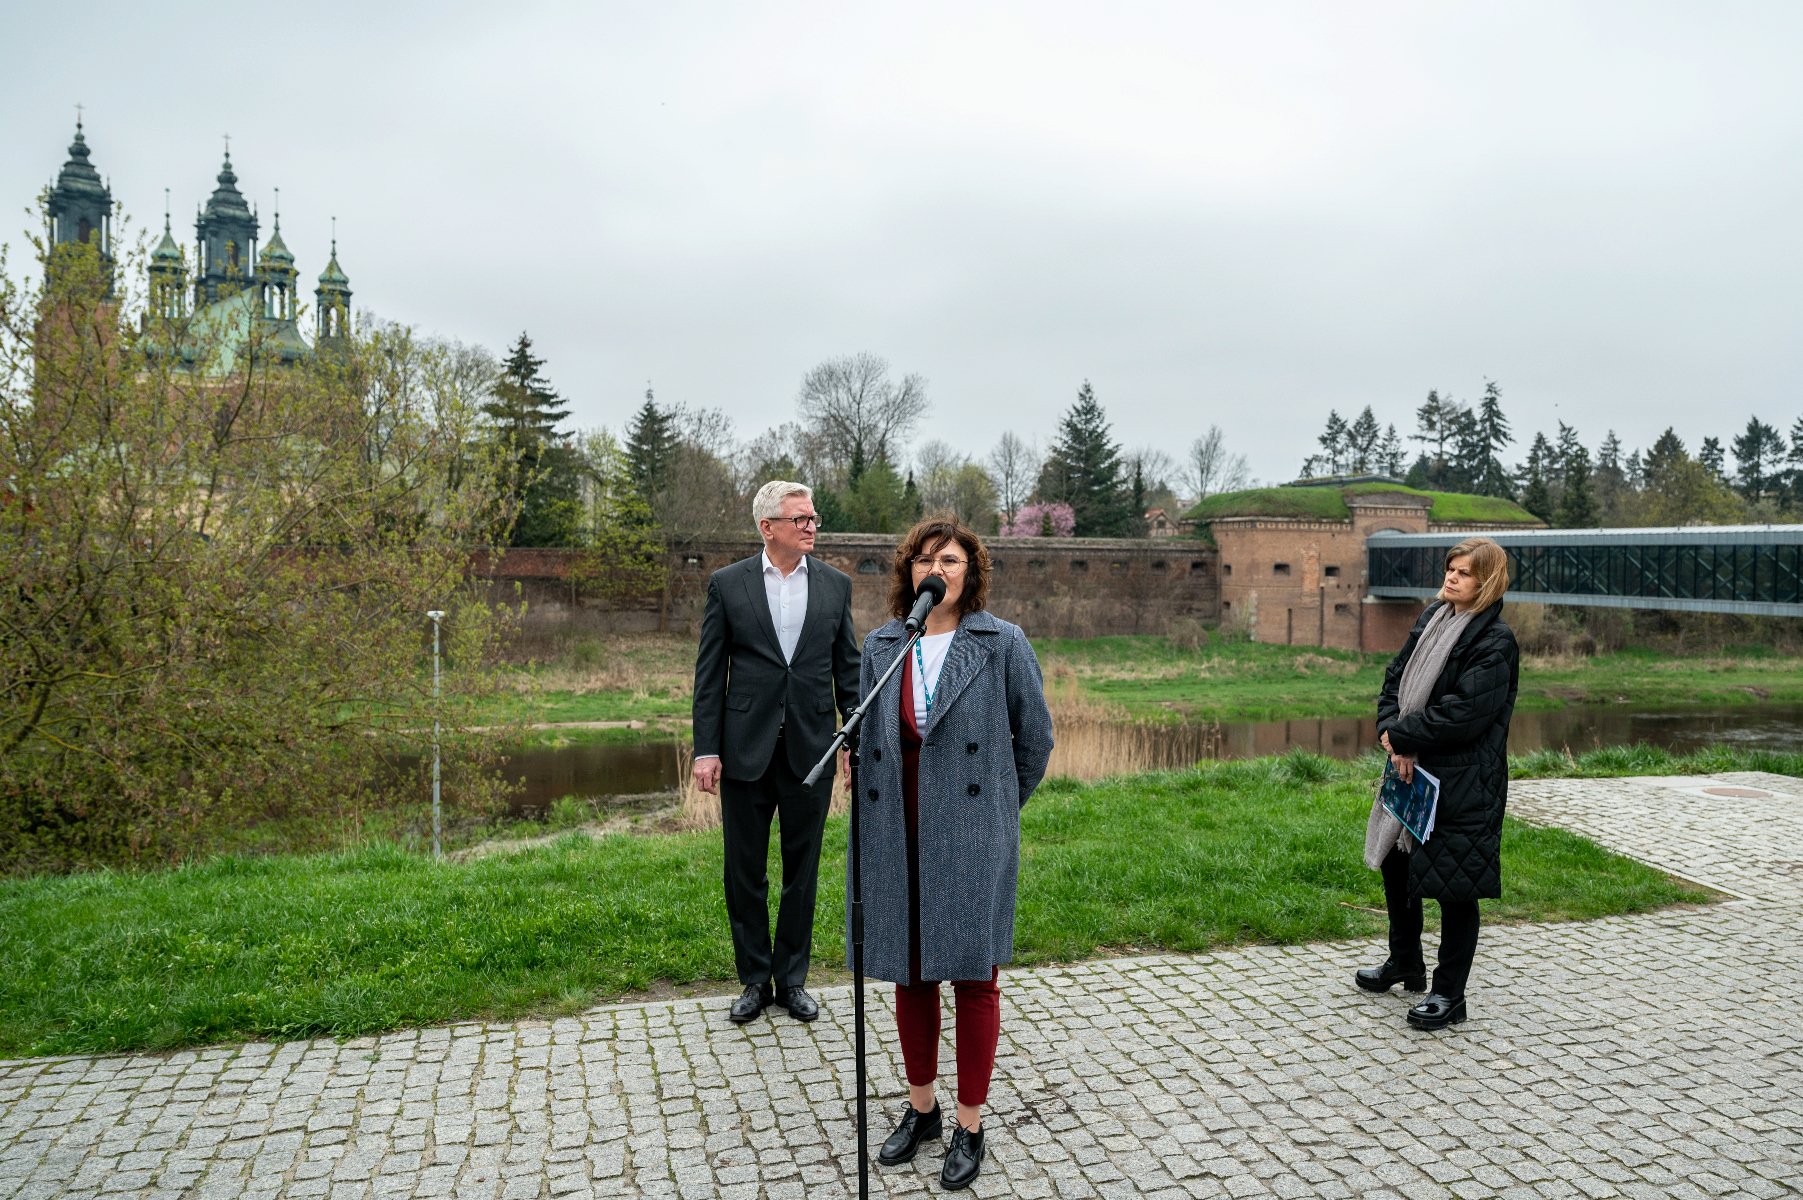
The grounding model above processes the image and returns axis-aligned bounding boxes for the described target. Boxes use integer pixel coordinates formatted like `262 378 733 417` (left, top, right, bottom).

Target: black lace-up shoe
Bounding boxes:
941 1123 985 1190
877 1103 942 1166
775 986 819 1021
1407 992 1468 1030
1355 959 1428 993
728 984 773 1024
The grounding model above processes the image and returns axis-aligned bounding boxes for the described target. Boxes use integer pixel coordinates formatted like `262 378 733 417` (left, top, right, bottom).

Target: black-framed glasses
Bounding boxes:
910 554 968 570
767 515 821 530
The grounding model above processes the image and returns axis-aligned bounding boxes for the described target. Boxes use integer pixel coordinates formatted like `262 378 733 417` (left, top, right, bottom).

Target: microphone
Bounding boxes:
904 575 947 633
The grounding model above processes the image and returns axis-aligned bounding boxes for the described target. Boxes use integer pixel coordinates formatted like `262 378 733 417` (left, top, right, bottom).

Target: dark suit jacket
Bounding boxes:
692 553 861 782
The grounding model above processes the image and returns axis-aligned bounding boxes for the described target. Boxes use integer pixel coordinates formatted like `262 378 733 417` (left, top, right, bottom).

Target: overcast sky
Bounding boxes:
6 1 1799 486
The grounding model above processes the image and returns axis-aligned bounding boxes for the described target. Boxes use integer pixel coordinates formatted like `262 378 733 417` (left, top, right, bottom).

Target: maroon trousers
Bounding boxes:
894 654 1001 1108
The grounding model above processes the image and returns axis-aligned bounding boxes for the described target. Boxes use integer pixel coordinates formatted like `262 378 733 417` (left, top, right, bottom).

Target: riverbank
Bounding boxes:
6 747 1786 1060
483 632 1803 733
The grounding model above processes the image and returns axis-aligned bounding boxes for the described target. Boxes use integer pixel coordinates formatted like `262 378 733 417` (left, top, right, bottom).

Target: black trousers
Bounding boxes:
719 735 831 989
1381 847 1481 998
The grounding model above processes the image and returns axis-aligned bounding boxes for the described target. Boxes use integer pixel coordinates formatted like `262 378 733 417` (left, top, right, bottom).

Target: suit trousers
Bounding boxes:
719 734 832 989
1381 847 1481 998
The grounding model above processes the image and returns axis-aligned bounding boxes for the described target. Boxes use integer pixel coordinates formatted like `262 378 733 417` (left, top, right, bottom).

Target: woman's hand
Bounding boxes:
1390 752 1416 785
1379 730 1393 754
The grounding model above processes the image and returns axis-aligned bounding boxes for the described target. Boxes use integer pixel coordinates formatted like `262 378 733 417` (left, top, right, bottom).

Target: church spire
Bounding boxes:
315 217 352 346
194 139 258 307
46 113 115 292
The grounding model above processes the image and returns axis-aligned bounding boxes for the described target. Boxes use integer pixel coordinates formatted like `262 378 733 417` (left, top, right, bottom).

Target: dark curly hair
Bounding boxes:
886 517 991 620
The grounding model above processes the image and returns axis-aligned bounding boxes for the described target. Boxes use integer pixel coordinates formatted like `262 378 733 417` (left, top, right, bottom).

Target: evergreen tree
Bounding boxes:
1699 436 1726 480
1404 454 1431 489
1037 382 1135 536
1787 417 1803 510
1414 390 1451 463
1519 433 1554 522
1731 416 1786 502
1555 444 1597 527
1446 404 1484 492
1380 424 1404 476
1594 430 1629 521
484 332 580 547
1315 410 1349 476
1473 380 1514 497
1644 428 1687 477
840 455 911 533
1346 406 1381 473
902 469 923 521
1551 422 1581 488
623 386 678 510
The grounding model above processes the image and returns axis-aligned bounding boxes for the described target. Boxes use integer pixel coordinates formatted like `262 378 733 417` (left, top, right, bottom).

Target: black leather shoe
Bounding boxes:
1407 992 1468 1030
877 1103 942 1166
775 986 820 1022
940 1123 985 1191
1355 959 1428 993
728 984 773 1024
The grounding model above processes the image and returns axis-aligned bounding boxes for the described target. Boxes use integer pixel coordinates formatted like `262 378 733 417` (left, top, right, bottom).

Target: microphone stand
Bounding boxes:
804 620 928 1200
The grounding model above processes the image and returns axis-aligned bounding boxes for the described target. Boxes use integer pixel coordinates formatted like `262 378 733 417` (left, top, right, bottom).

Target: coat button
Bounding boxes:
966 742 979 754
967 783 981 796
867 788 879 802
871 749 882 762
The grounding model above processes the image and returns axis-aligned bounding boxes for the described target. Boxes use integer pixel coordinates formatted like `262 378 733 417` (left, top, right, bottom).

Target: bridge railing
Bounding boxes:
1366 526 1803 617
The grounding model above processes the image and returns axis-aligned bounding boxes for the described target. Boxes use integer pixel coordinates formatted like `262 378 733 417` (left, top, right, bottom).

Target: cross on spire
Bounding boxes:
75 102 84 129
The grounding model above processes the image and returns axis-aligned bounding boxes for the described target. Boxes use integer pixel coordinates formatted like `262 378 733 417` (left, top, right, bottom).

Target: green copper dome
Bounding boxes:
259 220 294 266
152 213 182 263
317 242 349 286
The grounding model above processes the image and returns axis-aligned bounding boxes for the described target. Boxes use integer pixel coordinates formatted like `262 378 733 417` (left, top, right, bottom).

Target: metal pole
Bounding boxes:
428 611 445 860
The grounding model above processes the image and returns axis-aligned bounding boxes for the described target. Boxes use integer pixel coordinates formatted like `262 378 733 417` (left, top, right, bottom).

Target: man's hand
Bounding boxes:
692 757 722 795
839 748 850 781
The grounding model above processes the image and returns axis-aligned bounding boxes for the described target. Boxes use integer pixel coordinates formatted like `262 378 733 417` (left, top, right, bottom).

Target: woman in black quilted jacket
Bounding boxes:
1359 536 1519 1030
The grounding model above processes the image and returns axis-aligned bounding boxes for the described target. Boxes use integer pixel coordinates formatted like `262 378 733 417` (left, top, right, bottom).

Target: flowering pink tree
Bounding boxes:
1002 502 1076 537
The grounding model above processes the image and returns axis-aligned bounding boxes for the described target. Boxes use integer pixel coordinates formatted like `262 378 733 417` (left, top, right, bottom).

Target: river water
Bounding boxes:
492 704 1803 815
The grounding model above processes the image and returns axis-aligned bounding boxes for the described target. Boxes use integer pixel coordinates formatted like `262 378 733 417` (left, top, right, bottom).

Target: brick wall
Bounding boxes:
476 534 1221 640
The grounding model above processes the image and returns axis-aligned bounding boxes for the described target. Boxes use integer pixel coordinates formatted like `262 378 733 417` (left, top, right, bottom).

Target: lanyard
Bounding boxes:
913 638 937 715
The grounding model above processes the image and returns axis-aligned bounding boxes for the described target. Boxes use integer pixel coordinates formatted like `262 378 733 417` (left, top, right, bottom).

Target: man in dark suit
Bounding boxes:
692 480 860 1024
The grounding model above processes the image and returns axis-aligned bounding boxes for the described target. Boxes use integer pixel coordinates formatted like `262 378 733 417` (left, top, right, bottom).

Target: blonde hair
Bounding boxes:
1440 537 1510 610
751 480 812 525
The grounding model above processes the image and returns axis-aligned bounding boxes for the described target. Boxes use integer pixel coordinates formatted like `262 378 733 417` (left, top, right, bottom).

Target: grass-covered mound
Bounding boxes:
0 747 1762 1059
1187 481 1541 526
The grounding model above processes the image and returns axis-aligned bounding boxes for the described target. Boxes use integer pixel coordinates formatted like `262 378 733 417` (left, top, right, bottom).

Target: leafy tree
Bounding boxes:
795 352 928 481
570 429 667 605
1003 502 1076 537
1 234 516 870
838 454 911 533
1731 416 1786 502
1184 425 1249 501
1554 444 1598 527
1037 382 1135 536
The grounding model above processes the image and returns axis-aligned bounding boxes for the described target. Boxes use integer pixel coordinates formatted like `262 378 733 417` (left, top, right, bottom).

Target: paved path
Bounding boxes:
3 774 1800 1199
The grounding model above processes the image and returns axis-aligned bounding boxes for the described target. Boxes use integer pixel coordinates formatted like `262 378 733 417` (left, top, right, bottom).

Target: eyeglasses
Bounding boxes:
909 555 969 571
767 515 821 530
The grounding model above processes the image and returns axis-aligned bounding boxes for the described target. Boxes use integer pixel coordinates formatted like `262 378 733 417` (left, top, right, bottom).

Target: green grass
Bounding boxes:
1184 481 1541 525
1031 635 1803 723
0 748 1754 1059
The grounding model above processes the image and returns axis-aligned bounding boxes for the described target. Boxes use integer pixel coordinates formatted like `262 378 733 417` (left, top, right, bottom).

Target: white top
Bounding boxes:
761 550 809 664
910 631 955 719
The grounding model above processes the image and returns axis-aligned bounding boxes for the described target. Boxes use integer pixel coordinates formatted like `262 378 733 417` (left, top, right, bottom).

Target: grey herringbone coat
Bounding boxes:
848 610 1055 984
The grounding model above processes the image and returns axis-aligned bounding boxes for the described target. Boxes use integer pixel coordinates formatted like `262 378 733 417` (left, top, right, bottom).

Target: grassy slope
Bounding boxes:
1186 482 1541 525
1 747 1768 1059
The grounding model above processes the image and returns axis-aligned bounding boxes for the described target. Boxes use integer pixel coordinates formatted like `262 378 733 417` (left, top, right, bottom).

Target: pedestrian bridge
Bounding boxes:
1366 525 1803 617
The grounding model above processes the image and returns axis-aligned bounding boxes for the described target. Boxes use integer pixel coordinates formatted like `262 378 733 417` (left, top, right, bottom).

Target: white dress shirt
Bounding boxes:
762 550 809 664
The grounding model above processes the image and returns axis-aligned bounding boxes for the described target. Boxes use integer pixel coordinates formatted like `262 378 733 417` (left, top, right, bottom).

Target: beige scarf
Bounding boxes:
1364 603 1476 869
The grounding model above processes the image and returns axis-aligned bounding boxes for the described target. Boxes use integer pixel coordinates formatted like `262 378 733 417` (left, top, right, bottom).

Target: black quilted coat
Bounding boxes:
1375 600 1519 902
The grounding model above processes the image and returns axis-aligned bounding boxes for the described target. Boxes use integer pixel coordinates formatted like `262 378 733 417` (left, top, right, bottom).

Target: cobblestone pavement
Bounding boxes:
3 775 1800 1199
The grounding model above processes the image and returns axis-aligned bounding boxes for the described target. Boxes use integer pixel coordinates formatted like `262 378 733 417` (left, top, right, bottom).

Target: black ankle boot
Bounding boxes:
877 1103 941 1166
941 1124 985 1191
1407 992 1468 1030
1355 958 1427 993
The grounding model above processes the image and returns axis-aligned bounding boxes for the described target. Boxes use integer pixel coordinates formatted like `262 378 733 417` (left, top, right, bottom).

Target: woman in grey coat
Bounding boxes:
852 516 1054 1191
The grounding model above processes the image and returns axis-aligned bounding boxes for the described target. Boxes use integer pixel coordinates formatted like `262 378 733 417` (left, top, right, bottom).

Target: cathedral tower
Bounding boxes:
194 147 258 308
314 227 353 347
46 119 115 293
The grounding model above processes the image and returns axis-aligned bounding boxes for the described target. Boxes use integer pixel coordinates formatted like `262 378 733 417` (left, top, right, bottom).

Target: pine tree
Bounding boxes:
1552 422 1581 488
1037 382 1135 536
623 387 678 511
1699 436 1726 480
484 333 580 547
1787 417 1803 510
1594 430 1628 521
1473 380 1514 498
1731 416 1786 502
1519 433 1554 522
1346 406 1381 473
1644 428 1687 477
1555 444 1597 528
1315 410 1349 476
1380 424 1404 476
